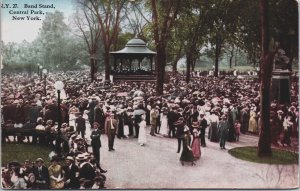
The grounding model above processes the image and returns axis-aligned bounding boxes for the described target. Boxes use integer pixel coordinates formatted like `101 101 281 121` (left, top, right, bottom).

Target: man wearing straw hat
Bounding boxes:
62 156 80 189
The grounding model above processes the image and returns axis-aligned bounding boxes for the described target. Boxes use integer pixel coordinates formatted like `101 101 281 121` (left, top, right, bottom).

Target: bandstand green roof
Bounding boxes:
110 38 156 55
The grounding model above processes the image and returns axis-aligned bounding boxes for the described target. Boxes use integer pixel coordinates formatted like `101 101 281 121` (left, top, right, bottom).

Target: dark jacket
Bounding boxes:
199 118 208 134
79 162 96 181
75 116 86 131
90 129 101 149
63 164 80 189
33 165 50 185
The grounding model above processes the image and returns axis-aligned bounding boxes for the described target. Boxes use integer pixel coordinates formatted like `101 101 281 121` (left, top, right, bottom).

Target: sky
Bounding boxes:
1 0 75 43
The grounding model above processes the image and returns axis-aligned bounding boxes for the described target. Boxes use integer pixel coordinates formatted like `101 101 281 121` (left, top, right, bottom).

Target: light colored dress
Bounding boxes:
160 113 169 136
48 164 64 189
138 121 147 145
248 111 258 133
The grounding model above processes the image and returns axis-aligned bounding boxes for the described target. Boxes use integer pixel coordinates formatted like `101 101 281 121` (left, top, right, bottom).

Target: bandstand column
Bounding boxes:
129 58 132 71
113 56 117 71
150 57 153 72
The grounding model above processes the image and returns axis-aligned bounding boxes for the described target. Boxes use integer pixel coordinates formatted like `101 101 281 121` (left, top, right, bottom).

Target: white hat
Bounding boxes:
13 100 19 104
65 156 74 161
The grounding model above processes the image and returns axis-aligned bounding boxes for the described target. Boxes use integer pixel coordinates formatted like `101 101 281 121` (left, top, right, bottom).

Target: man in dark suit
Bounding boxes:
62 156 80 189
94 103 105 132
90 122 106 173
174 117 185 153
105 113 118 151
124 108 134 136
75 114 86 138
87 98 98 127
32 158 50 189
199 113 208 147
187 104 199 129
167 108 180 138
78 156 96 181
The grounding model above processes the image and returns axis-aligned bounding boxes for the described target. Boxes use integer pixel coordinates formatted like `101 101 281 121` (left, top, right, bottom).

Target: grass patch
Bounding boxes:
1 143 53 167
229 146 298 165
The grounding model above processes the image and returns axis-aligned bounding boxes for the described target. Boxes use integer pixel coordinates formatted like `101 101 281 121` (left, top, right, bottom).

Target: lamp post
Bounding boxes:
39 65 43 81
42 69 48 95
37 63 40 75
54 81 64 157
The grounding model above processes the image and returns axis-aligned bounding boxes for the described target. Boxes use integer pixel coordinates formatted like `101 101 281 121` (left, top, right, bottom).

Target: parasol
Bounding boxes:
133 90 145 97
133 109 145 116
117 92 128 97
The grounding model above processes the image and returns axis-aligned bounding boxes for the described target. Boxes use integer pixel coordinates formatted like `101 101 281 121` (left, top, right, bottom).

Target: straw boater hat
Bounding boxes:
65 156 74 161
70 134 77 139
76 154 86 162
35 158 44 163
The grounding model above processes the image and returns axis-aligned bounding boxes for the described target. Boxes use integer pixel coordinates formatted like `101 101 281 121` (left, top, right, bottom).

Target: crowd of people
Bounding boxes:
1 70 298 188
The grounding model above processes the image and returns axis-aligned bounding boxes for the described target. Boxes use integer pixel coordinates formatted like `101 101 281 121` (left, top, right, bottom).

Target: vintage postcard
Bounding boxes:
0 0 299 189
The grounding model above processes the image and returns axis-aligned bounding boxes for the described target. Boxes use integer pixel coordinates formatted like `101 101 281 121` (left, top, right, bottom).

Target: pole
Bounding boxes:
37 66 40 76
44 74 47 95
55 90 62 157
40 70 42 81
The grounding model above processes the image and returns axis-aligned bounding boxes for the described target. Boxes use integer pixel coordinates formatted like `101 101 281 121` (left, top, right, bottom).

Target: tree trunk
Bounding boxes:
172 61 178 74
235 47 239 66
172 45 183 74
257 0 273 157
90 57 95 82
156 44 166 95
214 37 221 77
191 60 196 71
191 54 197 71
229 46 235 68
104 50 110 80
186 53 191 83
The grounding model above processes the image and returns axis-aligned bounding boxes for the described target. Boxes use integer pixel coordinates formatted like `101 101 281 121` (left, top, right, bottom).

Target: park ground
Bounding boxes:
84 126 299 189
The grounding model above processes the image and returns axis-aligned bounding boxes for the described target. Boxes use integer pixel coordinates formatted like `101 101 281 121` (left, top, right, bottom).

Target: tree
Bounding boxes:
257 0 276 157
123 0 150 41
73 2 102 81
269 0 298 70
37 11 70 69
151 0 181 95
81 0 127 80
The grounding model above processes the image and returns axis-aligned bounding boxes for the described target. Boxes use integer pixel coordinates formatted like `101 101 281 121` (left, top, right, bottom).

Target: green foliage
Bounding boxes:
1 143 53 167
229 146 298 164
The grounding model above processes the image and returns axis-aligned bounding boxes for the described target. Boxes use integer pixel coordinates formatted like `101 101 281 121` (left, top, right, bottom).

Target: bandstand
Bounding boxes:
110 38 156 81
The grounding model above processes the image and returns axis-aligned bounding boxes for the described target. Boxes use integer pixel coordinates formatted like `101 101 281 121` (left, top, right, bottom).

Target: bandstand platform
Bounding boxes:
110 38 156 81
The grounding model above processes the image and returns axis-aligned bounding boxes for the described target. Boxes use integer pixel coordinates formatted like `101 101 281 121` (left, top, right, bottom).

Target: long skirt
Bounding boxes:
180 148 195 162
210 122 219 142
138 125 147 144
160 117 169 136
191 137 201 159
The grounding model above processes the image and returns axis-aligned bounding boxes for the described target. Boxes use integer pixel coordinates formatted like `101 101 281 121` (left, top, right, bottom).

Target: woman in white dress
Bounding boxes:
138 115 147 146
160 108 169 136
69 105 80 128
